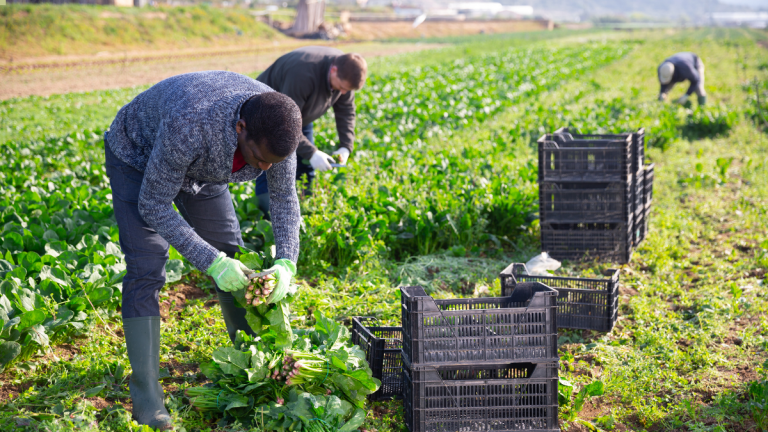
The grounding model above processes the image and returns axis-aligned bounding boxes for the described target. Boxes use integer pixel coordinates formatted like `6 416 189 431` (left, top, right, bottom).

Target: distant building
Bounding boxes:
392 2 534 20
711 12 768 28
448 3 533 18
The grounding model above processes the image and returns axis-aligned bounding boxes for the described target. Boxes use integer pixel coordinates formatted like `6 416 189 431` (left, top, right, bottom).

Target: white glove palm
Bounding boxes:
309 150 333 172
675 94 689 105
332 147 350 165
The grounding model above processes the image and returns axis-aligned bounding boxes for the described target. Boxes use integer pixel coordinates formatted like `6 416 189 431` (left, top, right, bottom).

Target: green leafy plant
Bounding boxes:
559 378 605 422
681 105 739 140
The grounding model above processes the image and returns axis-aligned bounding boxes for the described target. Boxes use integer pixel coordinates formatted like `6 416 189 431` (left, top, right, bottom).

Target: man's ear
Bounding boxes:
236 119 246 134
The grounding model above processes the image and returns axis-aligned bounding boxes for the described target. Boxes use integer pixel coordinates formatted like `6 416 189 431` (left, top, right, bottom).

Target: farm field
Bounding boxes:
0 27 767 432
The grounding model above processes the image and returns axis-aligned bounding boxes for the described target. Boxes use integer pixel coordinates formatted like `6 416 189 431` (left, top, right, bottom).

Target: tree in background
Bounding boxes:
291 0 325 35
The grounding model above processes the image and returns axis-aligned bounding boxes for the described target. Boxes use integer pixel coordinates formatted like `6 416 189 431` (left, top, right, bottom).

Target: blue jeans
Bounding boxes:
104 141 242 318
255 122 314 197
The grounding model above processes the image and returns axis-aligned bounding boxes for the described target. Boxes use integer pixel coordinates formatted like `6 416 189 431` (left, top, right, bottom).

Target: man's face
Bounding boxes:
236 120 286 171
329 65 358 95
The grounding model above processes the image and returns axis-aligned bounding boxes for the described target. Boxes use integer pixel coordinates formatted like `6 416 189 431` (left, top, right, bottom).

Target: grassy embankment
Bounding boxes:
0 4 285 60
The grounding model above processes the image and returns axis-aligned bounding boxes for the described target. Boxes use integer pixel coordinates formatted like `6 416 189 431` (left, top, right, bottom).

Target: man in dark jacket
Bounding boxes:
255 46 367 216
104 71 302 429
658 52 706 106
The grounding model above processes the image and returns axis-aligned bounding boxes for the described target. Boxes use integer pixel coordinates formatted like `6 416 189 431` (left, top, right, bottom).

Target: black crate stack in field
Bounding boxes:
538 127 653 264
500 263 621 332
399 284 561 432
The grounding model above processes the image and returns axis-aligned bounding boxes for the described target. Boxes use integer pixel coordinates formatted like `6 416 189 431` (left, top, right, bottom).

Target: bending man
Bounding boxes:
255 46 367 216
104 71 302 430
658 52 707 106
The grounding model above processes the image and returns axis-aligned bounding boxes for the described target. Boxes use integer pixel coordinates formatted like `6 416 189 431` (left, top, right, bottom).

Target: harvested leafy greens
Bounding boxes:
186 252 380 430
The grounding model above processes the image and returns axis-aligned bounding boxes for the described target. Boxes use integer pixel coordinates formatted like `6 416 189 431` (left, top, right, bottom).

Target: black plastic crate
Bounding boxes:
541 221 634 264
500 263 620 332
644 163 655 208
351 317 404 400
632 169 644 218
555 127 645 174
401 284 558 366
538 133 633 183
634 205 651 246
403 356 559 432
539 181 633 224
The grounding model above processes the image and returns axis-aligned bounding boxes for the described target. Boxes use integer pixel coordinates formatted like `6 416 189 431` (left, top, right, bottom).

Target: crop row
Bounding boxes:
247 43 634 269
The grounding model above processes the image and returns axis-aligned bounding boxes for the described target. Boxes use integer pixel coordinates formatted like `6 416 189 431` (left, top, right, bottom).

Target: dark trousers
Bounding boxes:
255 123 314 203
104 142 242 318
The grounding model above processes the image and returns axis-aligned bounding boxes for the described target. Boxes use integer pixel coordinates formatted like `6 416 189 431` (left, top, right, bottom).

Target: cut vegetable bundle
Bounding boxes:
185 255 380 429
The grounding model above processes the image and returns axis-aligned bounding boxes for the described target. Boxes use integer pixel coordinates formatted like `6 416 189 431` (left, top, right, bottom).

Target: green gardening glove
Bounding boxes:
265 259 297 304
206 252 251 292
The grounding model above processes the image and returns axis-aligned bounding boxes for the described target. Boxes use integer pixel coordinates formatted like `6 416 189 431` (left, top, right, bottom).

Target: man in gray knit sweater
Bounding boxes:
104 71 302 429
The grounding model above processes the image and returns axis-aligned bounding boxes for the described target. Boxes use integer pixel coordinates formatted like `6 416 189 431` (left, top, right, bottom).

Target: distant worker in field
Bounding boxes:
103 71 302 430
255 46 368 216
658 52 707 106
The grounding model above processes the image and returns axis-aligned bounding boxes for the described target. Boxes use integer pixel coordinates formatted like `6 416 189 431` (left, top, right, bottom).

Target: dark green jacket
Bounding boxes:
257 46 356 160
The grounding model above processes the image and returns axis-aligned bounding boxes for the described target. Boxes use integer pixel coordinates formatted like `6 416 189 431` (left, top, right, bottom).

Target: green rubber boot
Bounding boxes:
123 317 173 430
218 291 255 344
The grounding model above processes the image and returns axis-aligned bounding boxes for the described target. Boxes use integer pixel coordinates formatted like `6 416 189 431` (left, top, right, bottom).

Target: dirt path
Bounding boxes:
345 19 550 40
0 41 442 100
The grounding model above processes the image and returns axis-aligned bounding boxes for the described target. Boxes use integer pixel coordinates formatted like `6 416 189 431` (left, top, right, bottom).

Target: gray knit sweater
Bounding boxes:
105 71 300 271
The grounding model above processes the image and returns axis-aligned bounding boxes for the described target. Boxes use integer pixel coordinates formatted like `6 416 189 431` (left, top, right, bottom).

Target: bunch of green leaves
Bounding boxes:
187 259 380 425
230 249 294 349
189 309 379 417
260 389 366 432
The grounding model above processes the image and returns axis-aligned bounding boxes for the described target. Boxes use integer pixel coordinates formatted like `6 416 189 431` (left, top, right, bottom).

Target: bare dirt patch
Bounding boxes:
345 19 549 41
160 283 210 319
0 41 443 100
86 397 112 410
142 12 168 20
619 285 639 296
160 359 201 380
38 342 82 364
98 11 124 19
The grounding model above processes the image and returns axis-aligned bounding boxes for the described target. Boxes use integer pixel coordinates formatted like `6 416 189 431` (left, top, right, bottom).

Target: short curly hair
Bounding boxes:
240 92 302 158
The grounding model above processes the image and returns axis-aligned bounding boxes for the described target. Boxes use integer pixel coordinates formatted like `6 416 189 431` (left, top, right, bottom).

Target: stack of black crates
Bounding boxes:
352 282 562 431
537 127 654 263
399 284 560 432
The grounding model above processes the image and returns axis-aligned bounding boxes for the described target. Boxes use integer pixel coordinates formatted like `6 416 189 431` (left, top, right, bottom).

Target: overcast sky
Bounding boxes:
719 0 768 6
